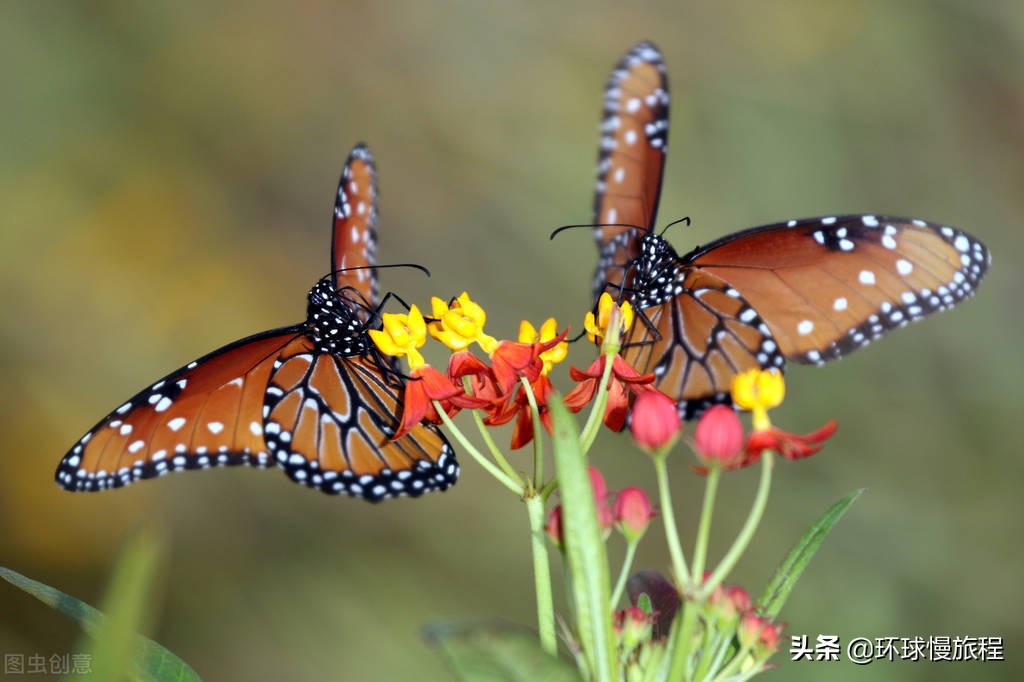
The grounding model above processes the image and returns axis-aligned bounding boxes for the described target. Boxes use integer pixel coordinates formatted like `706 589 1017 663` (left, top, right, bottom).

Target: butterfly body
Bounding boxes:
590 43 990 419
56 144 457 501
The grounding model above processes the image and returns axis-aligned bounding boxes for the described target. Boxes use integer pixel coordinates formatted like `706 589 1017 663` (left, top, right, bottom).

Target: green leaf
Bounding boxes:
1 533 202 682
425 620 580 682
758 488 864 618
548 394 615 682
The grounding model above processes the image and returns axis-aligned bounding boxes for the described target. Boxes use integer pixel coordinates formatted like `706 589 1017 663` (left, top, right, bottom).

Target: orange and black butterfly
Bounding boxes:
56 144 457 501
590 42 990 418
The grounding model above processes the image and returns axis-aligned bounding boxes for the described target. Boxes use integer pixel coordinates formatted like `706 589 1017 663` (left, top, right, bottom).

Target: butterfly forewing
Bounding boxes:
263 338 457 500
332 144 379 310
55 328 303 491
685 215 990 365
591 41 669 300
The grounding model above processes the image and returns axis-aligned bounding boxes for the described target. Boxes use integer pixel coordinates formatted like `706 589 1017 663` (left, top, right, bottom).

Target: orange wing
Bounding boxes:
622 269 783 419
591 41 670 301
332 143 379 312
55 328 303 491
686 215 990 364
263 336 458 501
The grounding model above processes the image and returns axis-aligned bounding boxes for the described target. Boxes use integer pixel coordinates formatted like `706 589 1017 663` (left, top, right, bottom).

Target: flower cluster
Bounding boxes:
370 287 840 681
371 291 669 449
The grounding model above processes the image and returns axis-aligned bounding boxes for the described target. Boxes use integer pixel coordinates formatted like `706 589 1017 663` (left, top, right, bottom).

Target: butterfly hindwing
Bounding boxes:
262 337 457 500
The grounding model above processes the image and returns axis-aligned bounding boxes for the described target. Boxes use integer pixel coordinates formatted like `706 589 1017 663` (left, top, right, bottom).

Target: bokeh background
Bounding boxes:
2 1 1022 680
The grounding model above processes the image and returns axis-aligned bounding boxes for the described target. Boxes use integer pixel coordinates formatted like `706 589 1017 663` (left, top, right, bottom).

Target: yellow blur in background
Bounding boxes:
2 2 1021 681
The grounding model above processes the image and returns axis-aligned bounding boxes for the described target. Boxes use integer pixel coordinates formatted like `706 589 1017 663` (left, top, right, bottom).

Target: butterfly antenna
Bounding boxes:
550 222 648 240
658 216 691 237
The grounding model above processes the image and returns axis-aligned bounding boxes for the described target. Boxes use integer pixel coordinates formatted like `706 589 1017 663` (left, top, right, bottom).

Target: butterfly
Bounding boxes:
590 42 990 419
56 144 458 501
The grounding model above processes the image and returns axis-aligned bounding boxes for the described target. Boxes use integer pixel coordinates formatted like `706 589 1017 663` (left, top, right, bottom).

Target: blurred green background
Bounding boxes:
2 1 1021 680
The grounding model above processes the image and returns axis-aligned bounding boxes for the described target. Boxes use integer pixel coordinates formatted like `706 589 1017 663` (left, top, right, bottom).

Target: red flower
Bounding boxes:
693 405 745 467
394 365 486 439
564 355 657 431
448 351 503 406
745 420 838 465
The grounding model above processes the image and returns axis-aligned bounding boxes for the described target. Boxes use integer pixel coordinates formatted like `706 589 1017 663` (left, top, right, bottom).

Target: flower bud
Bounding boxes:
630 391 681 452
589 466 615 531
613 487 655 542
615 607 653 652
693 405 745 467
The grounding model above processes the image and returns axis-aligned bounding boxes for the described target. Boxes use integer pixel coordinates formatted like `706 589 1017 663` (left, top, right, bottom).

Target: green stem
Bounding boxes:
703 452 774 596
579 351 617 453
690 467 721 585
463 377 521 483
710 642 756 681
435 402 523 495
666 599 700 682
520 377 545 486
610 539 640 607
526 494 558 656
653 453 689 585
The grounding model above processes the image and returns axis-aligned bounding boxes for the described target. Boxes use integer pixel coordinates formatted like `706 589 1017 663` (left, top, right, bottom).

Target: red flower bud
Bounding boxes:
613 486 655 542
629 391 681 451
693 405 745 466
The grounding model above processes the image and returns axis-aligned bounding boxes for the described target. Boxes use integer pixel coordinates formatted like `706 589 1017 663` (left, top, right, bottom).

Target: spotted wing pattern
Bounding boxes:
684 214 990 365
263 336 456 500
332 143 380 316
584 44 990 421
57 143 458 501
55 328 302 491
591 41 669 301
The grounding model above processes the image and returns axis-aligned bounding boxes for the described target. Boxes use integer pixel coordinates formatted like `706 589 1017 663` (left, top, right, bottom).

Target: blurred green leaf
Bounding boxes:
549 394 615 682
758 488 864 619
0 532 201 682
425 620 579 682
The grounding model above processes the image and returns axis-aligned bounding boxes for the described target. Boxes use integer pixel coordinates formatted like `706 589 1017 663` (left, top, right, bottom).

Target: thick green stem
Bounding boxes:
526 494 558 656
703 452 774 596
666 598 701 682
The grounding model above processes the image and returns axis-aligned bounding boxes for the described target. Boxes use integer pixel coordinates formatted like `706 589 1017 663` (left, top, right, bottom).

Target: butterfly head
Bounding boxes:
306 278 370 356
630 230 681 307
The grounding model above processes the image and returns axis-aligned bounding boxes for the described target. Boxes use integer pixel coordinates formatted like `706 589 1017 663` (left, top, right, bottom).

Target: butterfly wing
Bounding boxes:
262 336 458 501
622 269 784 419
56 327 303 491
684 215 990 364
332 143 379 311
591 41 669 301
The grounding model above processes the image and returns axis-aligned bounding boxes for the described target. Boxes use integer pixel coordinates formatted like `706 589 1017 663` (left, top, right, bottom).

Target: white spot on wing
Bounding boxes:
859 270 876 285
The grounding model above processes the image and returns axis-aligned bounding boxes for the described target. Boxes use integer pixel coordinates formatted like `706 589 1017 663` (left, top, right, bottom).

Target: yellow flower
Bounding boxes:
732 368 785 431
428 292 498 353
584 293 634 346
519 318 568 375
369 305 427 369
